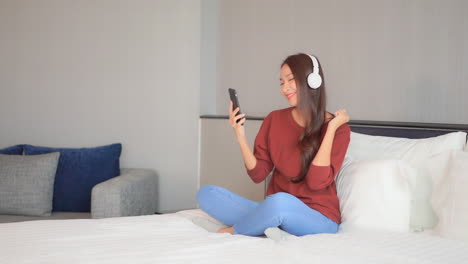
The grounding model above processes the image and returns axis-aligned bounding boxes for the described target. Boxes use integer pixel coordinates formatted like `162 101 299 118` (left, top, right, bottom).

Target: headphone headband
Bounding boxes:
306 54 322 89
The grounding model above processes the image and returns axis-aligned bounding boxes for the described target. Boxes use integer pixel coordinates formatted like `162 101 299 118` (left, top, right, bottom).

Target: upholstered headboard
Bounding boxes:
199 116 468 201
201 115 468 140
349 120 468 140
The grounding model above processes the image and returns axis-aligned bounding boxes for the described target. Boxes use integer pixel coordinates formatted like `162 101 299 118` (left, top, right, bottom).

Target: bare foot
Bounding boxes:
216 226 234 234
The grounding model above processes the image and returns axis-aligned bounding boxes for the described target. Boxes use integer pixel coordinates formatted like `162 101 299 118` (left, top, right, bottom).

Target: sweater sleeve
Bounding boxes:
246 114 274 183
304 124 351 191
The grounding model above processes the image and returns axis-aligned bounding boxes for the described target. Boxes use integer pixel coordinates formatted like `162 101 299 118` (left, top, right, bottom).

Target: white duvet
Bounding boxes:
1 209 467 264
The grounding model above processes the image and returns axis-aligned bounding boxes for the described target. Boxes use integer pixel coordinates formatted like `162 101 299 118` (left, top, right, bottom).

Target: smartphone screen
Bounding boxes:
228 88 243 123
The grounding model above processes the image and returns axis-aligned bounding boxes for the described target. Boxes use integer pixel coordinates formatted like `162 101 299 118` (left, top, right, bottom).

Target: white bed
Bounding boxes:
2 123 468 263
1 209 467 264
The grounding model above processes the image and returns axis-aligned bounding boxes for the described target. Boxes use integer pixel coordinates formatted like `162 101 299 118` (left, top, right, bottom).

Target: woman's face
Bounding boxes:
280 64 298 106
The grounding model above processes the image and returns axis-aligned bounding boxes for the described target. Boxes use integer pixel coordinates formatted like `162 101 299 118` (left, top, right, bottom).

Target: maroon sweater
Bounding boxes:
246 107 350 224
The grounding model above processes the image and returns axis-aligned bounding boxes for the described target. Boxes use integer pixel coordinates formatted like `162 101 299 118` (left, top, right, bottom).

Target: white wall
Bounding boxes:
200 0 218 115
209 0 468 124
0 0 201 213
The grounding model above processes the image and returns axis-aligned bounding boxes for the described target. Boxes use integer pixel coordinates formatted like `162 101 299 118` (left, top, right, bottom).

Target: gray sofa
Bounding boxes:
0 168 158 223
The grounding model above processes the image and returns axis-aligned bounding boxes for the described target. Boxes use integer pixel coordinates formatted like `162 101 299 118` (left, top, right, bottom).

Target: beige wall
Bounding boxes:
200 118 266 202
205 0 468 124
0 0 201 213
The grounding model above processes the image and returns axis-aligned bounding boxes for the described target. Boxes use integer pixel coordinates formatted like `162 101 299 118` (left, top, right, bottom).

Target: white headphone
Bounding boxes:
306 54 322 89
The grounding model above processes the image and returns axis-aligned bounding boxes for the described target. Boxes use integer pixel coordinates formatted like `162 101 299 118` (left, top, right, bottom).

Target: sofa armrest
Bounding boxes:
91 168 158 219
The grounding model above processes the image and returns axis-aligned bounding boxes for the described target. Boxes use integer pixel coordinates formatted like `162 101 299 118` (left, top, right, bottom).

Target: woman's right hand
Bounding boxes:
229 101 246 139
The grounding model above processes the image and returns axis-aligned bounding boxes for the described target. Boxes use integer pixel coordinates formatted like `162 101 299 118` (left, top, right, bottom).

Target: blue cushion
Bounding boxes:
0 145 24 155
23 143 122 212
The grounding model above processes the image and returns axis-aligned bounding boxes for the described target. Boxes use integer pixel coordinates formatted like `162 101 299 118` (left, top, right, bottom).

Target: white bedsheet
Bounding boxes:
1 209 467 264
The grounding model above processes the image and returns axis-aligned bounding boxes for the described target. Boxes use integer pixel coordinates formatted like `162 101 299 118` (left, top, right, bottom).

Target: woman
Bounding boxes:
197 53 351 236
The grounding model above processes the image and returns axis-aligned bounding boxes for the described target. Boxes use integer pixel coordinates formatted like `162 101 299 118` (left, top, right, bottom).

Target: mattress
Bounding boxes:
1 209 467 264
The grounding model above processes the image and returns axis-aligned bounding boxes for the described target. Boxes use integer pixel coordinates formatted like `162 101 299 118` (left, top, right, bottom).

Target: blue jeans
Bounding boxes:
196 185 339 236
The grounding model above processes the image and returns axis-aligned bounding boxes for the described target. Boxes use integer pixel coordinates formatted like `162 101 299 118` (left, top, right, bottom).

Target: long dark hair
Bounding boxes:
281 53 327 183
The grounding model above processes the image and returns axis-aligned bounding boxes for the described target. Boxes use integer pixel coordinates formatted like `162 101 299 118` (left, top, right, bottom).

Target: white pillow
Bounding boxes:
346 131 467 231
347 131 467 163
336 158 413 232
428 150 468 242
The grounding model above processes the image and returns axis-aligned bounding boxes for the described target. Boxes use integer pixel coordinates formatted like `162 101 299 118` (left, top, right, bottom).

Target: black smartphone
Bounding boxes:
228 88 243 123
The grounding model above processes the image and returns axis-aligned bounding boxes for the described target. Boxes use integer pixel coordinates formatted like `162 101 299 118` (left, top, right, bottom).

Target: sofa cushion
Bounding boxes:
24 144 122 212
0 145 24 155
0 152 60 216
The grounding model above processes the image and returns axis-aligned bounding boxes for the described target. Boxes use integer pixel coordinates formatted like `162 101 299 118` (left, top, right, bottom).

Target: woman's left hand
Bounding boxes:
328 109 350 130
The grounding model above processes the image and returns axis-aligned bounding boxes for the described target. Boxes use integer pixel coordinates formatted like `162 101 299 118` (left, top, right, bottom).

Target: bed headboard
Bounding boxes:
349 120 468 139
201 115 468 140
199 116 467 201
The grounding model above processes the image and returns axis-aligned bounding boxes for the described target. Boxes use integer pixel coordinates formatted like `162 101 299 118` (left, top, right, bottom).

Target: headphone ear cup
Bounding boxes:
307 72 322 89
